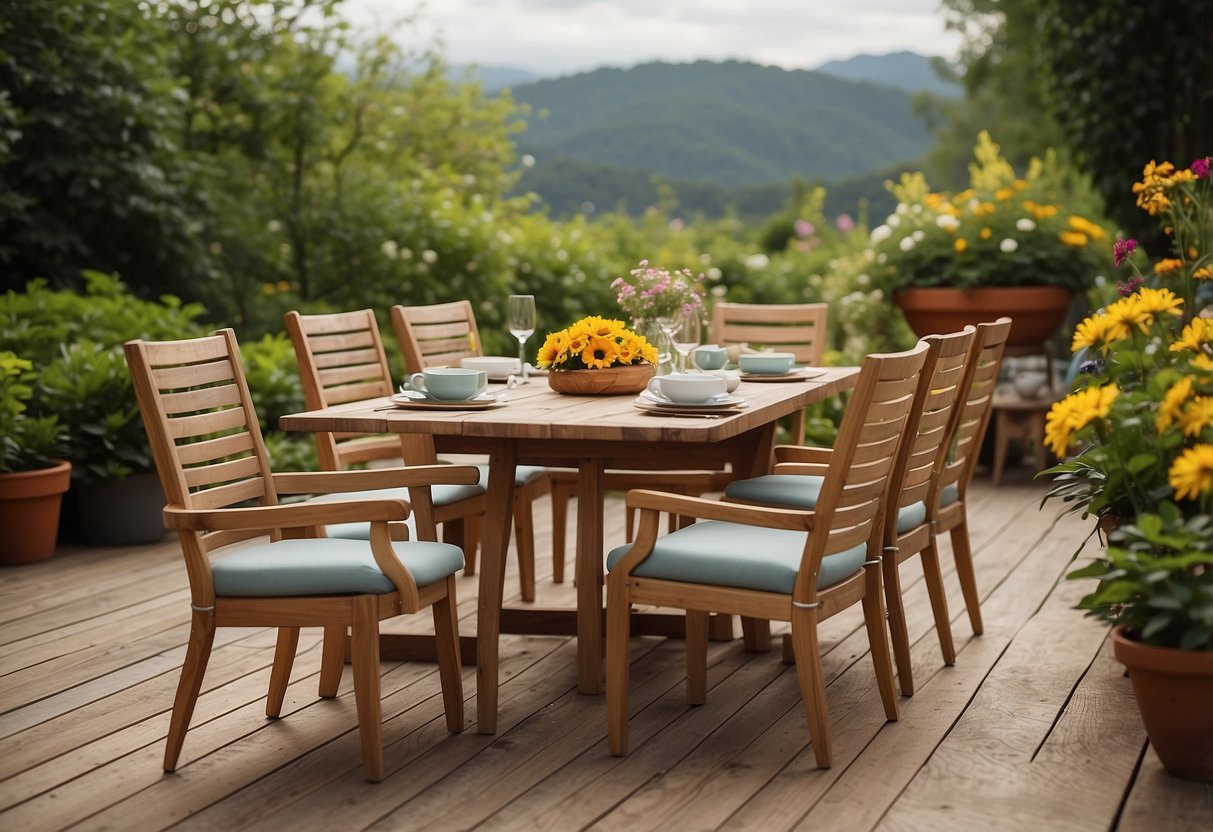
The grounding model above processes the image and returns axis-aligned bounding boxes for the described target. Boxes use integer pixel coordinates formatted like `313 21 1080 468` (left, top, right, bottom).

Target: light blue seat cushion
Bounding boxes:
309 480 484 541
211 537 464 596
605 521 867 595
724 476 961 534
474 463 548 488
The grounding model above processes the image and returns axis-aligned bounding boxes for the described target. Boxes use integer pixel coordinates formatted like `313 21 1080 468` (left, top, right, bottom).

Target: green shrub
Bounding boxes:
0 352 66 472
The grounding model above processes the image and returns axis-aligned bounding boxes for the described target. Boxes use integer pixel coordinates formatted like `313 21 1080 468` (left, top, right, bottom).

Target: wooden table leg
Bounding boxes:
476 442 517 734
576 459 606 694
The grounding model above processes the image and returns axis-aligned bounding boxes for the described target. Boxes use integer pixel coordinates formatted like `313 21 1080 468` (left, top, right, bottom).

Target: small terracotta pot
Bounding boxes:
1111 625 1213 782
547 363 655 395
0 459 72 564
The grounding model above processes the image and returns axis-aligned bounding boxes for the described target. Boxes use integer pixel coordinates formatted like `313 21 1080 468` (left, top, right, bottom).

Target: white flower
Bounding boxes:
895 202 910 215
899 236 916 252
911 230 925 242
887 214 902 228
706 266 722 281
856 273 871 287
744 253 770 270
1016 218 1036 232
380 240 398 259
936 214 961 231
999 238 1019 253
870 224 893 243
421 249 438 264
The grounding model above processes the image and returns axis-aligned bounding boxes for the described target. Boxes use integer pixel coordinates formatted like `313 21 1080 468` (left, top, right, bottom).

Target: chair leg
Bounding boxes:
514 491 536 602
789 606 831 768
882 549 915 697
164 608 216 772
445 518 472 574
551 482 570 583
862 562 901 723
266 626 300 717
605 575 633 756
350 595 384 782
741 617 772 652
949 516 984 635
432 576 465 733
920 536 957 666
686 609 708 705
319 625 346 698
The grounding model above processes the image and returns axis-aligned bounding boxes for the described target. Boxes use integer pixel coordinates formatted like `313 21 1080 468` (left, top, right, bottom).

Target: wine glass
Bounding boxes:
668 311 701 373
507 294 536 382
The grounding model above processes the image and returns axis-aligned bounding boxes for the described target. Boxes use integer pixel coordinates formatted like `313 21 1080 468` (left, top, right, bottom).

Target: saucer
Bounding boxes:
390 392 505 411
738 367 826 382
637 390 747 409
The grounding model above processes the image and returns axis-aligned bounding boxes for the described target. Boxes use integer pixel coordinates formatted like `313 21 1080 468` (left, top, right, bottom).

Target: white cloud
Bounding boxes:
343 0 962 76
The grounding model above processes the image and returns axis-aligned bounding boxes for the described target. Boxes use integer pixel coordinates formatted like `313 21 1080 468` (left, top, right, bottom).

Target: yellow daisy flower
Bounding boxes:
995 187 1015 202
1157 376 1194 431
979 227 992 240
1169 444 1213 501
1132 286 1184 324
1071 312 1128 354
1153 258 1184 274
1059 230 1088 247
1193 265 1213 281
954 238 968 253
1068 215 1107 240
1180 397 1213 437
1104 296 1152 334
1192 354 1213 372
1044 384 1118 458
581 335 619 369
1170 318 1212 352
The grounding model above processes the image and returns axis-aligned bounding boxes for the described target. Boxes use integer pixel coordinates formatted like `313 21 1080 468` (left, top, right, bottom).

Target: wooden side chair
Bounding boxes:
605 341 929 765
284 309 487 557
124 329 475 782
710 301 829 444
729 329 976 696
388 302 550 600
928 317 1013 643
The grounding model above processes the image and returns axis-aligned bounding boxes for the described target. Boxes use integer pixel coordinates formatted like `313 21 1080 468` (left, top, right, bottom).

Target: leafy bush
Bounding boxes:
0 352 65 472
241 333 307 437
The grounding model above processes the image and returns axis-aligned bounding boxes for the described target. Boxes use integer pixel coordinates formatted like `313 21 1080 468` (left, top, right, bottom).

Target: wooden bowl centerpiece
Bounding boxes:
538 316 660 396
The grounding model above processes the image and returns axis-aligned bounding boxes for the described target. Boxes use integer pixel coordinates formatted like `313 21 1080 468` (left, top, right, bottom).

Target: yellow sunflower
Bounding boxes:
581 335 620 369
1131 286 1184 325
581 316 626 338
1044 384 1118 458
1156 376 1194 431
1071 312 1128 354
1169 444 1213 501
1179 397 1213 437
536 332 568 369
1170 317 1212 352
1103 295 1151 334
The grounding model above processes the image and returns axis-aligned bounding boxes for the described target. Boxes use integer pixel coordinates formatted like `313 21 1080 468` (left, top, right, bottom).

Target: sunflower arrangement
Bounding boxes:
535 316 659 372
1043 154 1213 527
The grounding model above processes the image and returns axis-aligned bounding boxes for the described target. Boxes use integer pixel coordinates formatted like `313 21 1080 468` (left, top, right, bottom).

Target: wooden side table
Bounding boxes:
990 388 1061 485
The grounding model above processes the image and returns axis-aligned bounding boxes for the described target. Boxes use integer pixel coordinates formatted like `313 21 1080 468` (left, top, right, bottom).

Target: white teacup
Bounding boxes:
407 367 488 401
647 372 728 404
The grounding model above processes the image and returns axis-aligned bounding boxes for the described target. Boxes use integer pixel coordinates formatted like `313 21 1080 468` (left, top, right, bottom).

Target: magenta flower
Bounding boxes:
793 218 814 238
1113 238 1138 268
835 213 855 232
1192 156 1211 179
1117 276 1145 297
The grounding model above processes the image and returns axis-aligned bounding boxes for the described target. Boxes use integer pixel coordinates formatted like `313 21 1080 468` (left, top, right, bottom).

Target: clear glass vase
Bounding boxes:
633 317 673 374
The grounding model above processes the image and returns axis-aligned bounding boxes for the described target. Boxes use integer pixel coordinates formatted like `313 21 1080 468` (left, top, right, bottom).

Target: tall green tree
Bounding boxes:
0 0 203 295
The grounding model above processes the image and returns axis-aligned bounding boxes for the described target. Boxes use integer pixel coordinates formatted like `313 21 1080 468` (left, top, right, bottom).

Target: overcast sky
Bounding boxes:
343 0 962 77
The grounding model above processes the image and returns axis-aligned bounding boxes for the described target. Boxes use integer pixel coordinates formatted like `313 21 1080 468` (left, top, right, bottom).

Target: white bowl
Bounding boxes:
708 369 741 392
738 352 796 374
460 356 522 379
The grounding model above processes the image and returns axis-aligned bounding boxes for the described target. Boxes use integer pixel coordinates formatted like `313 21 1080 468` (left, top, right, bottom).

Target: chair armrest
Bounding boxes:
625 489 813 532
773 444 833 465
772 462 830 476
272 464 480 495
163 499 410 531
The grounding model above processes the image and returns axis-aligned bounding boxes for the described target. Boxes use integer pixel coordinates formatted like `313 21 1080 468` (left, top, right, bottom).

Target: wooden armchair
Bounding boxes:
722 329 978 695
388 302 550 600
284 309 487 557
710 301 829 444
124 329 476 782
605 342 929 765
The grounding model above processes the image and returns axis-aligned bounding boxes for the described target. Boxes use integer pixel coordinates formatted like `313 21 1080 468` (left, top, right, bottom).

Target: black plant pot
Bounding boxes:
76 472 167 546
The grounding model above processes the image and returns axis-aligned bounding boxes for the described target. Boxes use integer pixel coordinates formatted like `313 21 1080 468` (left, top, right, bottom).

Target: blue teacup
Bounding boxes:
692 344 728 371
406 367 487 401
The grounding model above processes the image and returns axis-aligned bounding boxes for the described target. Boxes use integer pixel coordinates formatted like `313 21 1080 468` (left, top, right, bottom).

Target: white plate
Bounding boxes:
632 400 746 417
459 356 521 379
390 393 506 411
637 391 748 409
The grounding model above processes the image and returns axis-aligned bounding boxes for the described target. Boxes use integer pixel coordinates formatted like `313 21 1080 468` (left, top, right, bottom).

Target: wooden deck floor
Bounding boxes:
1 471 1210 831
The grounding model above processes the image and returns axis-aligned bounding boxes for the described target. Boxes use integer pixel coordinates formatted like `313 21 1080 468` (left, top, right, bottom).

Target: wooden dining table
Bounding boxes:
279 366 859 733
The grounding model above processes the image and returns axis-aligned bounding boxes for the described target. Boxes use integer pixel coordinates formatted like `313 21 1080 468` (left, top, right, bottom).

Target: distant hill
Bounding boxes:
449 64 541 92
814 51 960 98
504 59 929 219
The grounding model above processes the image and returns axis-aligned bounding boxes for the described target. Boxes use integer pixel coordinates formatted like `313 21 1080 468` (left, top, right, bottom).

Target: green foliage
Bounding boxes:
1068 505 1213 651
241 333 307 437
0 0 205 295
0 352 65 472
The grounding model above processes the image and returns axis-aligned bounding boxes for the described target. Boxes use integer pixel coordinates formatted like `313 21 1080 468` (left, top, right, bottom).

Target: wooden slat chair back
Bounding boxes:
387 302 551 601
125 328 474 781
390 300 483 372
710 301 829 444
605 341 929 766
284 309 488 563
928 316 1013 640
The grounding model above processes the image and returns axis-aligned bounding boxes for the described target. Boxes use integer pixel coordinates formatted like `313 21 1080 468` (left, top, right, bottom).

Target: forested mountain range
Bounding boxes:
502 59 939 219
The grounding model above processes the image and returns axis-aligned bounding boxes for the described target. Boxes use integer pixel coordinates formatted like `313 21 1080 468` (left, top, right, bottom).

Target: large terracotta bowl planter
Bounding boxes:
895 286 1074 346
0 459 72 564
547 363 655 395
1111 625 1213 782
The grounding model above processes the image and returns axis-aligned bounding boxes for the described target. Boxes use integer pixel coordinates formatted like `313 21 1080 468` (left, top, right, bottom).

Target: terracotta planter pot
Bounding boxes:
895 286 1073 346
0 459 72 564
547 363 656 395
1111 625 1213 782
